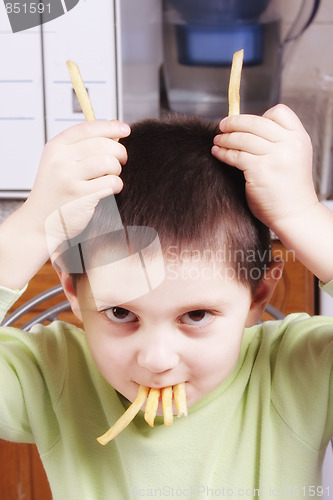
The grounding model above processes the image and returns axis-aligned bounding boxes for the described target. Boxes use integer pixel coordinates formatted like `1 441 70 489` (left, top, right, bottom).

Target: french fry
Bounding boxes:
97 382 188 444
66 60 96 121
144 388 160 427
162 386 173 427
97 385 149 445
67 60 189 441
173 382 188 417
228 49 244 117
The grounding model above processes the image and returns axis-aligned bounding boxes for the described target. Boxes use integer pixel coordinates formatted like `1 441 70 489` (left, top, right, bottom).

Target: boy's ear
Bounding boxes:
245 259 284 327
53 262 83 322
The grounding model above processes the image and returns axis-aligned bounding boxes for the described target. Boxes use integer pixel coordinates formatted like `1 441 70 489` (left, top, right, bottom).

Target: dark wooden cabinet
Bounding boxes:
0 242 315 499
0 443 52 500
0 263 78 500
267 241 315 317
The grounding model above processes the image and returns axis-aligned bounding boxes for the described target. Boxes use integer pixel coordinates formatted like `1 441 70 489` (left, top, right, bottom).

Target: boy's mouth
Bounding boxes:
133 380 188 392
98 382 188 445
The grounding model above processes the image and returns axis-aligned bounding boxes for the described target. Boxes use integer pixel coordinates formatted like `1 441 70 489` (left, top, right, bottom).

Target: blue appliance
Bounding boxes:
162 0 321 116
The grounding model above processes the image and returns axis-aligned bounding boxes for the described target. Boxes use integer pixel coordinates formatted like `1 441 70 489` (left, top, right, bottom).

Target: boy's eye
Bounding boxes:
180 310 213 326
104 307 137 324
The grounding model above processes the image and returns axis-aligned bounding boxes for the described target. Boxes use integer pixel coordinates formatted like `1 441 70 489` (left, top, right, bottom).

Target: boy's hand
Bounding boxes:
211 104 319 232
0 120 130 290
212 104 333 284
26 120 130 250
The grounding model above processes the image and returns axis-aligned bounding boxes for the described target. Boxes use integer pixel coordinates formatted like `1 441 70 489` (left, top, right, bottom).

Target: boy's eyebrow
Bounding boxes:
173 299 229 312
94 296 230 313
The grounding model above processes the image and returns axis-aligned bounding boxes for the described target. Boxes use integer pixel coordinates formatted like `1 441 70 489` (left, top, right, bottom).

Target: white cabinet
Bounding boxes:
42 0 119 141
0 0 162 197
0 7 44 194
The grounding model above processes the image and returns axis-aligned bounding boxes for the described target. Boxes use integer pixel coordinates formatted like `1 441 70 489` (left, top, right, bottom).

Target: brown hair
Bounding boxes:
59 114 271 293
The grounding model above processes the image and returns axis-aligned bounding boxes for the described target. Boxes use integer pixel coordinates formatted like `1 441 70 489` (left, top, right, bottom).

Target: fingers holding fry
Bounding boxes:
67 60 96 122
228 49 244 117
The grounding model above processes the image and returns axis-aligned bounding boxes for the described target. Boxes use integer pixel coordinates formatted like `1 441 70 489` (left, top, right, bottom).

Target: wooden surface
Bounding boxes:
5 263 81 329
1 264 78 500
0 443 52 500
264 240 315 318
0 243 315 499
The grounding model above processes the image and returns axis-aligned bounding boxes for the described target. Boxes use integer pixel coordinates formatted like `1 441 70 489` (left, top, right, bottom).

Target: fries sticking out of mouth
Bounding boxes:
97 385 149 445
173 382 188 417
144 388 160 427
162 386 174 427
66 60 96 121
97 383 187 445
228 49 244 117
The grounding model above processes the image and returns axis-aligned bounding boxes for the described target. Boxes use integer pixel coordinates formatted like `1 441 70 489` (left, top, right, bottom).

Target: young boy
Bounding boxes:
0 105 332 499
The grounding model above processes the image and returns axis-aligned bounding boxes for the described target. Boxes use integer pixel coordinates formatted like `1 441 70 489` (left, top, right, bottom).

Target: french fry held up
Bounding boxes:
66 60 96 121
228 49 244 117
98 383 188 445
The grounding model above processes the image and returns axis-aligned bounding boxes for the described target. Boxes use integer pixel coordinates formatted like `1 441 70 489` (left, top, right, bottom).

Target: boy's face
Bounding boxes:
68 252 264 412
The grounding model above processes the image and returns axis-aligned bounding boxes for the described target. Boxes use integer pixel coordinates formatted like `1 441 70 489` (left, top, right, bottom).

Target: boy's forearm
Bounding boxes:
0 202 50 290
272 202 333 284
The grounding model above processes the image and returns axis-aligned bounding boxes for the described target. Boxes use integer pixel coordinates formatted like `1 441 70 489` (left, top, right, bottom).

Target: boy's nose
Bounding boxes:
137 330 179 374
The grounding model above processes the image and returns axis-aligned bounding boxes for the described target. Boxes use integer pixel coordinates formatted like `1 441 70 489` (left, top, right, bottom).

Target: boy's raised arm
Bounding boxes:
212 104 333 284
0 120 130 291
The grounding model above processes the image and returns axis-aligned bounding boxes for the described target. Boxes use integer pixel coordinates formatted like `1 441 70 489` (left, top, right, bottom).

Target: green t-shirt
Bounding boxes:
0 284 333 499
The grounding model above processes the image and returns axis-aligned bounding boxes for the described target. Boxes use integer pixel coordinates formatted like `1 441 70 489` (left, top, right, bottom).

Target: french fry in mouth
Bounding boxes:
144 388 160 427
97 383 187 444
97 385 149 445
173 382 188 417
162 386 174 427
228 49 244 117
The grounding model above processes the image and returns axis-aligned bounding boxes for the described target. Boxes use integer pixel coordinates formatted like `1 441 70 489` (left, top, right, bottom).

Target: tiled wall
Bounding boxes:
279 0 333 200
281 0 333 94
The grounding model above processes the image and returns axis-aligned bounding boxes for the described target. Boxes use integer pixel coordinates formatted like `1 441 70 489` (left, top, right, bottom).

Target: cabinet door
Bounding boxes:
42 0 119 141
0 442 52 500
0 6 45 195
262 241 315 320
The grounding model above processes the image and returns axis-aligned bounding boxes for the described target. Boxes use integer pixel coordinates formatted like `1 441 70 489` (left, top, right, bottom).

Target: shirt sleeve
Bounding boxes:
319 279 333 297
270 313 333 450
0 322 66 447
0 284 28 323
